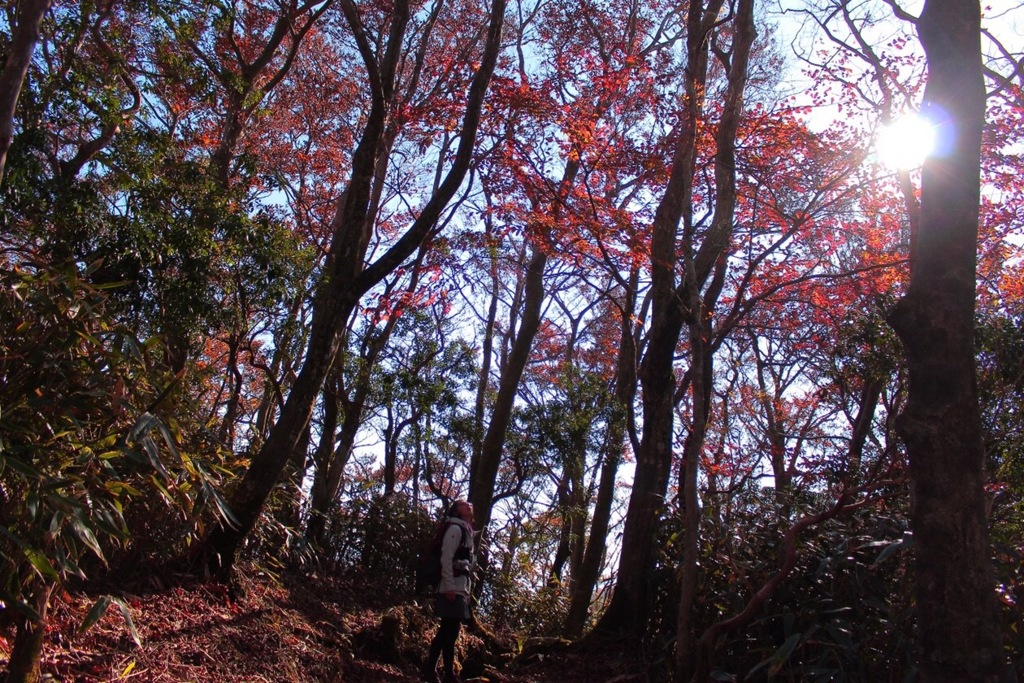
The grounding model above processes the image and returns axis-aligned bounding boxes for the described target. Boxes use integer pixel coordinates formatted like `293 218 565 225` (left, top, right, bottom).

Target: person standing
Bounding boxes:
423 500 475 683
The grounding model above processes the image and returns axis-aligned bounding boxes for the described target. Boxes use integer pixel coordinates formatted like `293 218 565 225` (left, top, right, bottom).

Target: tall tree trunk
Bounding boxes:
586 169 686 642
0 0 51 184
306 372 341 546
307 392 361 547
306 265 404 545
469 158 581 531
549 470 574 584
564 269 640 639
674 324 712 681
675 0 755 674
887 0 1008 679
587 0 728 643
471 214 500 470
547 439 587 587
566 475 588 591
469 241 548 531
202 0 506 578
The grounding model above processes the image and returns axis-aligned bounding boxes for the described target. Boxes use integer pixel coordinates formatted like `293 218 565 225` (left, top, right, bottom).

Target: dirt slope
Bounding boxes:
0 570 644 682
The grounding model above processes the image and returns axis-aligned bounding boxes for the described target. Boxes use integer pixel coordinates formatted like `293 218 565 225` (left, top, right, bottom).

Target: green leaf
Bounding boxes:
0 587 40 622
105 481 143 497
112 597 142 647
149 474 175 506
870 533 914 569
769 633 802 675
72 520 107 563
79 595 112 633
24 547 59 581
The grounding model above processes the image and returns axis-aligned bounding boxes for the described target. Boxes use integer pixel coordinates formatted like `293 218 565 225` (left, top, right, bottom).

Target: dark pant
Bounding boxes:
427 616 462 678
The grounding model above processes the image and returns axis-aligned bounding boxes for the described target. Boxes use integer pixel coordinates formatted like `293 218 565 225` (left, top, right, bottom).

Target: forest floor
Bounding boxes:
0 567 648 683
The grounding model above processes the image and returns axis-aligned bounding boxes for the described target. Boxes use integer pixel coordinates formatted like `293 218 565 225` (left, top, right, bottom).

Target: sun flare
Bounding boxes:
876 114 936 169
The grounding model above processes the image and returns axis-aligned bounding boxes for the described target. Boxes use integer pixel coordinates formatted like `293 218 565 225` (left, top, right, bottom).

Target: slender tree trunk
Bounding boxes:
202 0 506 577
675 0 755 672
218 331 243 448
545 443 586 587
469 241 547 530
588 0 730 643
252 293 305 449
307 425 359 547
550 472 573 584
567 496 587 591
887 0 1008 679
566 446 588 587
674 326 711 681
306 373 341 546
306 278 402 544
471 218 500 472
564 269 640 638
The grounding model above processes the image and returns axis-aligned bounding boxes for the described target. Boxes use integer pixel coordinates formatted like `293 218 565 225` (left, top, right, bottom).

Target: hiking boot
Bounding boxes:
422 664 439 683
442 673 462 683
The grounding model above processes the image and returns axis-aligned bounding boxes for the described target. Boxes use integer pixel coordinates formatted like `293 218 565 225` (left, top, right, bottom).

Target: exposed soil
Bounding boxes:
0 569 647 683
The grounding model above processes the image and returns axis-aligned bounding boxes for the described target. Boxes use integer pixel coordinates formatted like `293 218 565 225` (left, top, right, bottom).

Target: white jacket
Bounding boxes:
438 517 474 596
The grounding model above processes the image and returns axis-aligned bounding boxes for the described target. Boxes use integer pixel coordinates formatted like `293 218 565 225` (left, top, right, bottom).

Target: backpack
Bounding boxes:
415 520 468 594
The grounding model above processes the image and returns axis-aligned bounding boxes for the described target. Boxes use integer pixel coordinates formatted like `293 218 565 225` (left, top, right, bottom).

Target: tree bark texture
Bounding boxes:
0 0 52 184
4 582 54 683
887 0 1008 679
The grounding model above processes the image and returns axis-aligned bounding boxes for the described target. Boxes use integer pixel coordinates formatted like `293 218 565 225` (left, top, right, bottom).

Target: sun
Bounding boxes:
876 114 936 169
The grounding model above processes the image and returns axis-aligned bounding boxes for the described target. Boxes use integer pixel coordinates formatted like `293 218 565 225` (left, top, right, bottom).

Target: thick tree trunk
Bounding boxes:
4 582 54 683
0 0 51 184
587 0 731 645
886 0 1008 679
587 201 684 642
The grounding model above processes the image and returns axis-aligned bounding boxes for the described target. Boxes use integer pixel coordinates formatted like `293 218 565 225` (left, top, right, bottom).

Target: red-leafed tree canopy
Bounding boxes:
0 1 1021 682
